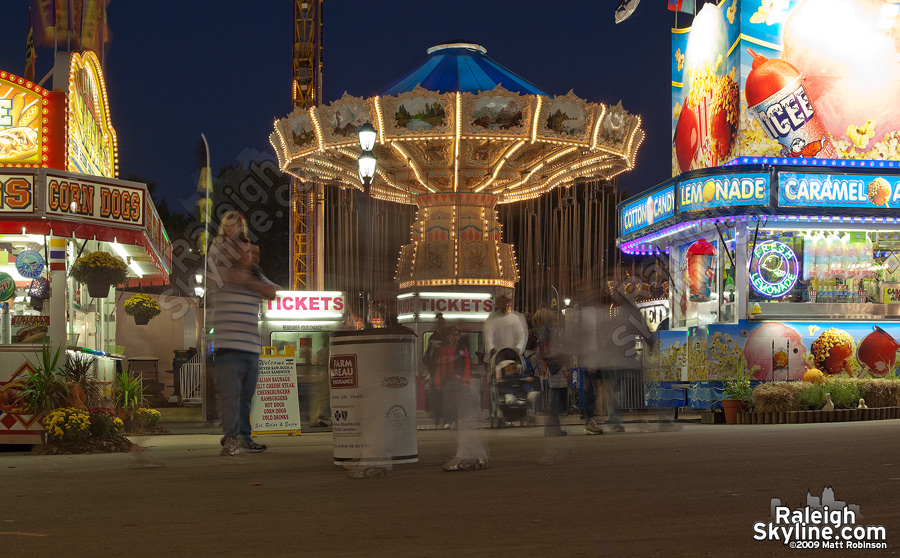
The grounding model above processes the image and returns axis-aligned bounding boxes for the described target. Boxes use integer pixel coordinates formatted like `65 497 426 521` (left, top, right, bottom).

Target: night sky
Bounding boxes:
0 1 677 209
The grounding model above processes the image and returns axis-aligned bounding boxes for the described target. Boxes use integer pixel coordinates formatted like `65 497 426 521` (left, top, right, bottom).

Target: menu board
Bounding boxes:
250 355 301 435
11 315 49 344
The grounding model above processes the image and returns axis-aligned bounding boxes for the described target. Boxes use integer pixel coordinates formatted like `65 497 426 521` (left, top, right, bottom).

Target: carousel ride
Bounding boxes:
270 42 644 315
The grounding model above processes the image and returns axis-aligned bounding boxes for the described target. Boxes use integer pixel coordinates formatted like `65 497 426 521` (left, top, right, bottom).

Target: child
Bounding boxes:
496 360 538 405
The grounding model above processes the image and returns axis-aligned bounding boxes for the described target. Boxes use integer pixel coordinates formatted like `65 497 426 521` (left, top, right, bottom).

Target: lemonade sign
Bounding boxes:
678 172 769 212
750 240 799 299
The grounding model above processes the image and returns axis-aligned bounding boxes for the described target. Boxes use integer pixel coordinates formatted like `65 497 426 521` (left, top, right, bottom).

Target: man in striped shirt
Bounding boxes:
210 241 277 456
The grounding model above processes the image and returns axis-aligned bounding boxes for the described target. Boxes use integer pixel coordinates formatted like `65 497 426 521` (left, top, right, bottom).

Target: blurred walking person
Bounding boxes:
483 295 528 360
433 327 470 429
443 326 488 471
576 285 649 435
209 214 278 456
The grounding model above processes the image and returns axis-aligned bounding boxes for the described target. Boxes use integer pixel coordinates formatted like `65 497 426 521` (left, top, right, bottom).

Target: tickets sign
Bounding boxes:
778 172 900 209
678 173 769 212
45 175 143 224
619 185 676 236
396 293 494 316
264 291 345 319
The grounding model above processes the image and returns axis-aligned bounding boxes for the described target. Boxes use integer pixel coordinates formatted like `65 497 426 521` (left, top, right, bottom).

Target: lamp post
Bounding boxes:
357 123 377 328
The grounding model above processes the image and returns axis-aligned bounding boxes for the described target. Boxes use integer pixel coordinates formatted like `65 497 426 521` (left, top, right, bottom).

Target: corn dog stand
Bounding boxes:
0 54 171 444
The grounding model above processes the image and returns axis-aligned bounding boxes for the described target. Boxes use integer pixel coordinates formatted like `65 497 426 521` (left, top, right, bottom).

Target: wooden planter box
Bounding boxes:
730 407 899 424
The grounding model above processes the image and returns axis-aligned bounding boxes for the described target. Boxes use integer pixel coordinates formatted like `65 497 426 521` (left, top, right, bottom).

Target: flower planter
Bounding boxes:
134 315 150 326
86 279 111 299
721 399 746 425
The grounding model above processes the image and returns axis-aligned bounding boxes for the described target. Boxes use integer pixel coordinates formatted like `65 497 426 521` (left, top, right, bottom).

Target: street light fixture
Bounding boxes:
357 123 378 327
358 122 377 151
358 123 377 194
194 272 204 297
358 150 376 190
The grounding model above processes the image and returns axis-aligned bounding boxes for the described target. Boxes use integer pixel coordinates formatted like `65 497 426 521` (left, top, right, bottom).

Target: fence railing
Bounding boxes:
179 353 203 405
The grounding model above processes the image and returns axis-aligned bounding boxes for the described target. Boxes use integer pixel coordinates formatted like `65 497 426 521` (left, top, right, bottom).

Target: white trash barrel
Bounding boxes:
329 327 418 466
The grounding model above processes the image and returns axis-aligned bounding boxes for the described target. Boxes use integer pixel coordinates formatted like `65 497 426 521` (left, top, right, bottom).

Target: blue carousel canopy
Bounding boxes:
378 42 549 97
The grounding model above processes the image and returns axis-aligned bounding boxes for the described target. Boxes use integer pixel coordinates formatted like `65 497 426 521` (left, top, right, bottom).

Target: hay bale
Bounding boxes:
752 381 807 412
859 378 900 407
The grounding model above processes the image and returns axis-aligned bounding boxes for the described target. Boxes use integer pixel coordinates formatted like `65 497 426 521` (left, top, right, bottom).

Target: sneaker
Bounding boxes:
607 424 625 433
442 457 488 471
583 419 604 435
220 437 240 456
240 439 267 453
346 466 391 479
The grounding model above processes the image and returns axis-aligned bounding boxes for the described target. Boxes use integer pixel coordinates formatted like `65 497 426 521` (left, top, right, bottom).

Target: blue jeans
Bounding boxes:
214 350 260 440
583 369 622 425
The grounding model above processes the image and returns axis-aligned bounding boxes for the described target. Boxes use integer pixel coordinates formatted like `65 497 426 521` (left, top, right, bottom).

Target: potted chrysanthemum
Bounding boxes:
69 251 128 299
123 293 161 325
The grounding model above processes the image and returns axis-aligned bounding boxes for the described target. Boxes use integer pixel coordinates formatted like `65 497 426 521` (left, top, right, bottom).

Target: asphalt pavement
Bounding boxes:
2 418 898 557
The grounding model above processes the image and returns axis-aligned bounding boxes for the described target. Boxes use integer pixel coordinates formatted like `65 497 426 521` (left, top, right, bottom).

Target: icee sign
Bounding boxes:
679 173 769 212
619 185 675 236
778 172 900 209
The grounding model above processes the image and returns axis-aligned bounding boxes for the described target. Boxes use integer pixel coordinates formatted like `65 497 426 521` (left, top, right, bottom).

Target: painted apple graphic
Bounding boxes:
857 325 900 377
675 105 699 173
810 328 857 376
744 322 806 380
711 103 736 160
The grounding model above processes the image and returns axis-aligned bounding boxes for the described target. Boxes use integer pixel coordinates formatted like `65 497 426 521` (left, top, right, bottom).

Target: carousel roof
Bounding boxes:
271 43 644 205
379 43 548 97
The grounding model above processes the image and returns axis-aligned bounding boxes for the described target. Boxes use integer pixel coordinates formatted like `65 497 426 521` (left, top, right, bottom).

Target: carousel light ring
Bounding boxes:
271 43 643 290
750 240 799 298
270 43 643 204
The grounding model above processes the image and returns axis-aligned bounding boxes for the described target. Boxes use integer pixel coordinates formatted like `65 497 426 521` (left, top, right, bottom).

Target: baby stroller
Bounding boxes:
489 348 538 429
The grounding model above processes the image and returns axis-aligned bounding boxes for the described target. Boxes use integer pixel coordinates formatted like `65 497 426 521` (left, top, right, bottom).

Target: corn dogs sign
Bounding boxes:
45 174 143 224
